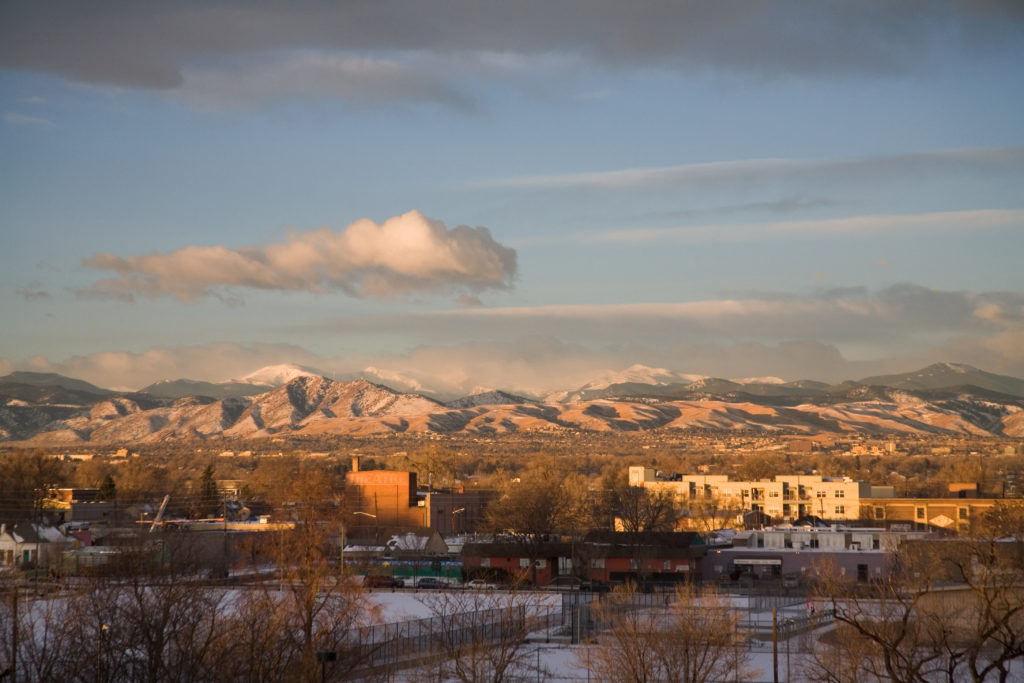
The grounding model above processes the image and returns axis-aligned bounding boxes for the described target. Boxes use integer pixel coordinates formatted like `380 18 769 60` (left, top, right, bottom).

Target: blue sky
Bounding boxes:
1 1 1023 396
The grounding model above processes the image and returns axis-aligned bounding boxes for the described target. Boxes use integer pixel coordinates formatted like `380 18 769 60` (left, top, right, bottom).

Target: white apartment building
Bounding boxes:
628 467 891 522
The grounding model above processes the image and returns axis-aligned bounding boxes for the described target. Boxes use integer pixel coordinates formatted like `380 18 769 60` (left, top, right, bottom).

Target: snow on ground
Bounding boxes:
365 588 560 622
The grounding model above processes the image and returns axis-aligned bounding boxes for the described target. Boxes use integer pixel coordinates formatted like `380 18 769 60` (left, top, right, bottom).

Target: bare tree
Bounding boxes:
680 495 742 534
616 484 682 533
584 583 751 683
415 589 545 683
484 466 580 584
812 539 1024 682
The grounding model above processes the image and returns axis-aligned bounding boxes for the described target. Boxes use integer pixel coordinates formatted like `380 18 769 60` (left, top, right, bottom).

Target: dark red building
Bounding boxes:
462 531 706 586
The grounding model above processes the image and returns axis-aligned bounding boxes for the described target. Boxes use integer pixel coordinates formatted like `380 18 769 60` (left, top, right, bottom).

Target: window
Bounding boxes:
481 558 491 568
769 491 780 498
874 506 885 519
857 564 869 582
520 558 530 568
835 505 845 514
809 538 819 549
958 507 968 519
590 558 605 569
916 507 925 519
816 490 827 498
835 490 845 498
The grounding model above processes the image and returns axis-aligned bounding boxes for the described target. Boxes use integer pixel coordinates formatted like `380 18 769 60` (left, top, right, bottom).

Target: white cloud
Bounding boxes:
79 210 517 302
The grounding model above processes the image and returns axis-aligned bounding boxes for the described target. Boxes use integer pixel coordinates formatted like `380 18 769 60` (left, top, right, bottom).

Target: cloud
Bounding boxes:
4 112 54 127
17 343 323 392
9 328 1024 399
1 2 1020 103
15 282 51 301
474 147 1024 191
324 285 1024 355
79 210 517 302
589 209 1024 244
176 51 473 110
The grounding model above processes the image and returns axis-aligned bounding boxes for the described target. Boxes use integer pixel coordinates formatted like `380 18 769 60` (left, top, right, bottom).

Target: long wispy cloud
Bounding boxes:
472 147 1024 191
2 2 1021 106
326 285 1024 350
590 209 1024 244
80 210 517 303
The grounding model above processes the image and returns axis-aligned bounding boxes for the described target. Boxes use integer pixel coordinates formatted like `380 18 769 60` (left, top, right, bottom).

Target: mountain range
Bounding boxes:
2 362 1023 443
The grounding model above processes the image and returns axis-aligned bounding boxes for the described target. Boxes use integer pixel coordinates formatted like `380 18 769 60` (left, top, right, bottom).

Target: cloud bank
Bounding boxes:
327 285 1023 346
8 284 1024 395
80 210 517 302
2 2 1021 106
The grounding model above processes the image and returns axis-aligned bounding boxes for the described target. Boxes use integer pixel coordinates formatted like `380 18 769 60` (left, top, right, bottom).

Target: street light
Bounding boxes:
341 511 376 573
451 507 465 536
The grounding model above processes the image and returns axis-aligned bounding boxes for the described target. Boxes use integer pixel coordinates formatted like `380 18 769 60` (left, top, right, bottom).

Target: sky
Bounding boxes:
1 1 1023 397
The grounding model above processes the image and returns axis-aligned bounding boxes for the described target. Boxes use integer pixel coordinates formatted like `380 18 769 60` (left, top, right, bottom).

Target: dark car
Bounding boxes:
580 580 612 593
416 577 443 589
363 574 403 589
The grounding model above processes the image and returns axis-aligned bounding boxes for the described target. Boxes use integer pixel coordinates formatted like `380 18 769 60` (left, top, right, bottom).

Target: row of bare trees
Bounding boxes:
1 519 378 683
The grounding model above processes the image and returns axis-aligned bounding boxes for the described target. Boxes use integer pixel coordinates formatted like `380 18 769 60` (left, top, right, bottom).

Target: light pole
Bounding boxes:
341 511 376 573
451 507 465 536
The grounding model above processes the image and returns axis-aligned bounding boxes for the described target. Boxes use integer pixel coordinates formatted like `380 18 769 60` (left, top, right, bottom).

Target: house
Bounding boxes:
344 526 449 559
0 522 71 571
344 526 457 584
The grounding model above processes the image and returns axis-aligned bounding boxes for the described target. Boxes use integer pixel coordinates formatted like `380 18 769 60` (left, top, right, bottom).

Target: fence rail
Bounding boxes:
346 602 563 674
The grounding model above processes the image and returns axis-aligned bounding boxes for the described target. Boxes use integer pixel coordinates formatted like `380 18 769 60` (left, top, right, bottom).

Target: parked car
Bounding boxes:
416 577 443 589
580 580 611 593
466 579 498 590
363 574 403 588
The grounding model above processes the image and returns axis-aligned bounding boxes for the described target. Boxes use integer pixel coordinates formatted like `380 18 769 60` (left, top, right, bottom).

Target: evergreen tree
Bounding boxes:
198 465 220 518
98 474 117 502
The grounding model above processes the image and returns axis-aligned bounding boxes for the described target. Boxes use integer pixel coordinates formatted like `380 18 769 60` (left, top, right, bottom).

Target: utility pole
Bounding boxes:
10 580 17 683
772 609 779 683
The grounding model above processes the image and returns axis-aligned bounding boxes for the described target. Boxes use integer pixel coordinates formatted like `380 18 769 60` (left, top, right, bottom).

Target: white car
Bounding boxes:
466 579 498 590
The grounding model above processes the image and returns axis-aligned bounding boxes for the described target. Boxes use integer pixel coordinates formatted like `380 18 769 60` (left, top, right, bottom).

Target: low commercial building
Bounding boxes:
462 531 706 586
702 523 931 586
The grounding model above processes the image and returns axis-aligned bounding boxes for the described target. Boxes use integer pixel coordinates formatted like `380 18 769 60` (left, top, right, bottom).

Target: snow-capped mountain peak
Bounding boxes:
579 364 707 391
234 364 322 387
